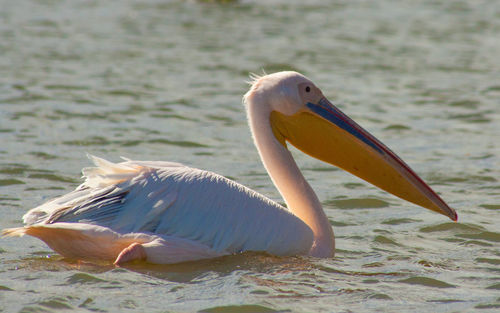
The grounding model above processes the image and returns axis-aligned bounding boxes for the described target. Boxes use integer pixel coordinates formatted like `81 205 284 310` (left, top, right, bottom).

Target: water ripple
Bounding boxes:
326 198 390 209
399 276 455 288
0 0 498 312
65 273 106 285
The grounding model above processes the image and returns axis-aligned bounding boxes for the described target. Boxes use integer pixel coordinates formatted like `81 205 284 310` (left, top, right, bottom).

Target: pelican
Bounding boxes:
3 71 457 265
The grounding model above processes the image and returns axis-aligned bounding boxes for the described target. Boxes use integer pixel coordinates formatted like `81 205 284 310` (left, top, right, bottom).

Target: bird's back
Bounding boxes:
23 156 314 256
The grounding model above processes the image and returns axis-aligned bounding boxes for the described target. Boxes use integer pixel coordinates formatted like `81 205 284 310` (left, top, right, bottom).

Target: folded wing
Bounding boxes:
22 155 313 256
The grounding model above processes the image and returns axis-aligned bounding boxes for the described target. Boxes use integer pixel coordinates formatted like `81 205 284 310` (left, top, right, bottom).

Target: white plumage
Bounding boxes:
10 155 313 263
3 71 456 264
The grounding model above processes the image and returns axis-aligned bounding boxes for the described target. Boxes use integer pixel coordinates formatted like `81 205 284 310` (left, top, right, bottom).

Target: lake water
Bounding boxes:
1 0 499 312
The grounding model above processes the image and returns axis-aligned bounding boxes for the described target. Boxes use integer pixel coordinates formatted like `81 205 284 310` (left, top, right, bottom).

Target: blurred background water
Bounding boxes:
0 0 499 312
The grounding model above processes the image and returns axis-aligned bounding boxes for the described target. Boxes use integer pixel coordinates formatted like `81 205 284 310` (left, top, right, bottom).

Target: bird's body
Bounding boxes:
10 156 313 264
3 71 457 264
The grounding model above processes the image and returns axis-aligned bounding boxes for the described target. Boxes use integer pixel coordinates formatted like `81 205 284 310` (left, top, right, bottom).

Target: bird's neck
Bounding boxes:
246 103 334 257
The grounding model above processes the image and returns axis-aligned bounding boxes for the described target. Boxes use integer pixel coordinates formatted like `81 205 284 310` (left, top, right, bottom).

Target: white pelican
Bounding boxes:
3 71 457 265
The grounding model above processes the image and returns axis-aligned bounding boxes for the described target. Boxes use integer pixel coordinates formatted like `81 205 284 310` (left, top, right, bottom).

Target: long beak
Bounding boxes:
270 97 457 221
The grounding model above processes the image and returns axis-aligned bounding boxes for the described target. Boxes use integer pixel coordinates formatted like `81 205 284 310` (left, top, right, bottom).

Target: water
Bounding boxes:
0 0 499 312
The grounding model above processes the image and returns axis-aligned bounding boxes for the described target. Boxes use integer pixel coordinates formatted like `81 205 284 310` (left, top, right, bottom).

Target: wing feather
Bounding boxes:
23 156 313 256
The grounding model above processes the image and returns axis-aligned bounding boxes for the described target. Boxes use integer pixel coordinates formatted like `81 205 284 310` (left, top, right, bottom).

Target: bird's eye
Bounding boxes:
305 86 311 93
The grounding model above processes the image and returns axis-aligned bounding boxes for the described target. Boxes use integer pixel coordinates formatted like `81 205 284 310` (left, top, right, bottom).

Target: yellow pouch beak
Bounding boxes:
270 98 457 221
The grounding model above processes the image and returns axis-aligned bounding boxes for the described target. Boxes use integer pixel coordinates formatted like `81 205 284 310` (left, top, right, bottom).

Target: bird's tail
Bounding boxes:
1 227 28 237
2 223 153 262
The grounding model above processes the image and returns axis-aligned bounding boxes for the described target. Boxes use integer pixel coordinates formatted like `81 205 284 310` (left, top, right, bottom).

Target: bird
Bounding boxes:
3 71 457 265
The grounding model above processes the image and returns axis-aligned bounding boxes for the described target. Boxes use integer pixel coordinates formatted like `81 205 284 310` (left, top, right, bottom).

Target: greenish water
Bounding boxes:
1 0 499 312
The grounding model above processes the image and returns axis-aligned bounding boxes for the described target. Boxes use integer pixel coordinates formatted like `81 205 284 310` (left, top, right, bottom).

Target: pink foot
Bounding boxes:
114 243 146 265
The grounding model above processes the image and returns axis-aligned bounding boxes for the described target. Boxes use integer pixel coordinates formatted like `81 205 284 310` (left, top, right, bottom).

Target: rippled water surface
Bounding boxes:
1 0 499 312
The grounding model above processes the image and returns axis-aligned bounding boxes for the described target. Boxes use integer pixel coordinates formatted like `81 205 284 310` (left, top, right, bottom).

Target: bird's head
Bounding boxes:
244 71 457 221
